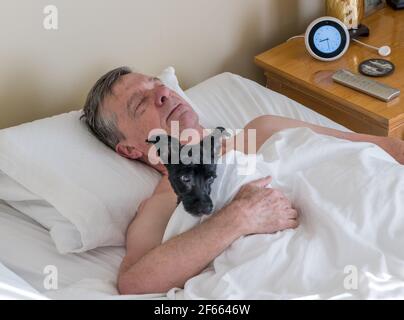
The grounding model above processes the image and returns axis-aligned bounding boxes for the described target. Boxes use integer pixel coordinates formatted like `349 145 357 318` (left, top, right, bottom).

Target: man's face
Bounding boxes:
103 72 199 160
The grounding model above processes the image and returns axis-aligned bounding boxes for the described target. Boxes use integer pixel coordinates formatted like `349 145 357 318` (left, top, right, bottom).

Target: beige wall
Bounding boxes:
0 0 325 129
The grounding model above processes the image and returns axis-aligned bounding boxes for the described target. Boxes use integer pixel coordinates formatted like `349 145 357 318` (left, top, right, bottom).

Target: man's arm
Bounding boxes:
243 115 404 165
118 202 245 295
118 176 298 295
118 175 178 279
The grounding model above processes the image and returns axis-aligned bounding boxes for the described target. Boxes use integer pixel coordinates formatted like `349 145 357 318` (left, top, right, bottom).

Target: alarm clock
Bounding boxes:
305 16 350 61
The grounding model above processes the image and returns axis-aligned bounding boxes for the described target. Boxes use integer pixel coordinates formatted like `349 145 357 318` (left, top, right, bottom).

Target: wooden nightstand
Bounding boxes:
255 6 404 139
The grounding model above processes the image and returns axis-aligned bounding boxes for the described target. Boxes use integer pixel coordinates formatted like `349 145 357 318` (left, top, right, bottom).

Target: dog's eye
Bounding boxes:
180 175 191 183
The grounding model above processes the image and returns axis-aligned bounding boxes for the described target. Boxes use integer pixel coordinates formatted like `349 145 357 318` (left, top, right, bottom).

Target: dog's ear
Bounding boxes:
201 127 229 163
213 127 230 139
146 134 180 164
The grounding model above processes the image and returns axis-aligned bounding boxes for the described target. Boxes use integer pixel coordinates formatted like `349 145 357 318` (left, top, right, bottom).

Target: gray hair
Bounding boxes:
80 66 132 150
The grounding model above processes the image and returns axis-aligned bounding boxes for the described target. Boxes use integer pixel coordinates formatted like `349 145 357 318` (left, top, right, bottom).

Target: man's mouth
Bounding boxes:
166 103 183 123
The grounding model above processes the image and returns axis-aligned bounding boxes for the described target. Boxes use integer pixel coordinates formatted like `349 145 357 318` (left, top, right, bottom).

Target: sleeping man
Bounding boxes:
81 67 404 297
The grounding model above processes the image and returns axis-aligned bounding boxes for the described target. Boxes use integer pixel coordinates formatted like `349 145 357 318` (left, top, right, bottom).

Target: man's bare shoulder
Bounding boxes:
225 115 278 154
237 115 312 153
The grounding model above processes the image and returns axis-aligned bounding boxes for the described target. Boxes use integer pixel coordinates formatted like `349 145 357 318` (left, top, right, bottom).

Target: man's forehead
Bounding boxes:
104 72 149 109
113 72 150 94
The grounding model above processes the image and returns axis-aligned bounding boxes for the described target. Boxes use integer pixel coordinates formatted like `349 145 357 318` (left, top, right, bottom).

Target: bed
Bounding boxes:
3 69 390 300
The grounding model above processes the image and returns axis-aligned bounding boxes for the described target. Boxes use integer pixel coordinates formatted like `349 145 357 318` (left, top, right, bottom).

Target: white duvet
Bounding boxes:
162 127 404 300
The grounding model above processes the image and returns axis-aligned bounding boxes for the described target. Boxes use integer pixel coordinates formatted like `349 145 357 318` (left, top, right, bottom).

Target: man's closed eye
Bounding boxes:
133 97 147 116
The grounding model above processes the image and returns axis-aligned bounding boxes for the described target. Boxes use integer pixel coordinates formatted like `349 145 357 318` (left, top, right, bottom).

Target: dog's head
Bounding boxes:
146 127 229 216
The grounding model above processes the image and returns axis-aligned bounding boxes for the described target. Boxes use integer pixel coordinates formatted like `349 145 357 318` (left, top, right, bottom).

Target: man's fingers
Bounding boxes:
287 219 299 229
251 175 273 188
287 208 299 219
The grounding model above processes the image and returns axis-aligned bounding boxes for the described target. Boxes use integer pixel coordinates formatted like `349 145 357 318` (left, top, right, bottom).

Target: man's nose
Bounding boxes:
154 85 171 107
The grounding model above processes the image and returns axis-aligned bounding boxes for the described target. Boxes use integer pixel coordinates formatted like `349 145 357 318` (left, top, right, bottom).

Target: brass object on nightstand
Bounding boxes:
326 0 364 29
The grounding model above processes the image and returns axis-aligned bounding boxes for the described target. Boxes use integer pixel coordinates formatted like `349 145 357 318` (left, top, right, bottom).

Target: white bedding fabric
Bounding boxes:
163 128 404 299
186 72 351 133
0 72 363 299
0 111 161 254
0 200 124 298
0 262 46 300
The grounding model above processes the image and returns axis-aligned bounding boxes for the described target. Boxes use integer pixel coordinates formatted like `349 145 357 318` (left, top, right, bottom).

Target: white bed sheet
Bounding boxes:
0 200 124 297
0 261 46 299
1 72 353 299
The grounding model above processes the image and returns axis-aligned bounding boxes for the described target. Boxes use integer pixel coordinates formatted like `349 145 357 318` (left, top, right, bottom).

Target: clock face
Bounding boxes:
313 25 342 54
305 17 349 61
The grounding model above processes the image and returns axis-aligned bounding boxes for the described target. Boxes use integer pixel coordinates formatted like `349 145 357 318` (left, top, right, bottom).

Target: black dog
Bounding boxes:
146 127 228 216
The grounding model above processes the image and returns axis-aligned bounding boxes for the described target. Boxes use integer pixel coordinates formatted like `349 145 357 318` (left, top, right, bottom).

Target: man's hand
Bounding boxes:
230 176 299 235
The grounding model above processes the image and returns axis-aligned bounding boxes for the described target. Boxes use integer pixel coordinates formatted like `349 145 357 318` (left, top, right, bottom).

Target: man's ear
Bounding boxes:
115 143 143 160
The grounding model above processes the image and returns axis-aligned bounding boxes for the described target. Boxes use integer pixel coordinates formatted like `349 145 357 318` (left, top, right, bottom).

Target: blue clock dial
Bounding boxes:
313 25 342 54
305 17 349 61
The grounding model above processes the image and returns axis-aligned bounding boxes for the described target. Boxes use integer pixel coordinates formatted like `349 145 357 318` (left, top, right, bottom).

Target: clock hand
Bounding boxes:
319 38 329 43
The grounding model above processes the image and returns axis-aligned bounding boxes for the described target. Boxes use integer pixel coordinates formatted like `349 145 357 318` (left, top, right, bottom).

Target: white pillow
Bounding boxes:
0 66 181 254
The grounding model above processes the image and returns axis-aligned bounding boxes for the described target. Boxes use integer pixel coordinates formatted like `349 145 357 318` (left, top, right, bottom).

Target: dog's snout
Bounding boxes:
184 198 214 216
196 202 213 214
205 202 213 213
